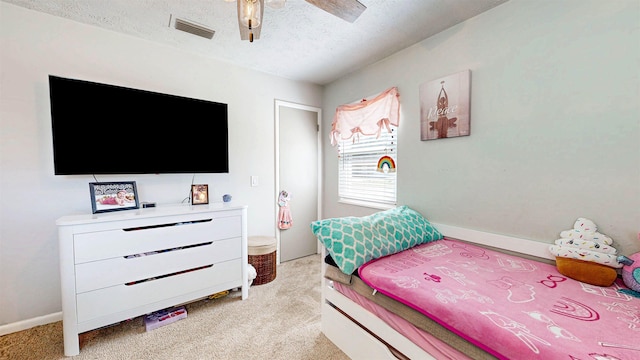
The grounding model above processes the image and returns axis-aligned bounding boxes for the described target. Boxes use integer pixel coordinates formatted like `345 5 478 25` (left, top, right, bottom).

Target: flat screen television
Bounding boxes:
48 75 229 175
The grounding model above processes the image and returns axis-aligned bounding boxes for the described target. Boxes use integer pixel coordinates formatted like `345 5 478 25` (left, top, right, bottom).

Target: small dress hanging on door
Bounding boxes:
278 190 293 230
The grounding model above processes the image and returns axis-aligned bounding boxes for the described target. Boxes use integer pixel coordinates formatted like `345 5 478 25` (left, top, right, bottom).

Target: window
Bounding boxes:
338 126 397 207
331 87 400 208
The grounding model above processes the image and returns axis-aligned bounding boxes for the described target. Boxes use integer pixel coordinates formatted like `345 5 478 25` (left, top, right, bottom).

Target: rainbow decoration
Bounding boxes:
377 155 396 173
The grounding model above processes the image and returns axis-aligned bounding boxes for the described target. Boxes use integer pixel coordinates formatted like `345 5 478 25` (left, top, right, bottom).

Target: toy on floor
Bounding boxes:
208 290 230 299
548 218 624 286
144 306 187 331
617 233 640 297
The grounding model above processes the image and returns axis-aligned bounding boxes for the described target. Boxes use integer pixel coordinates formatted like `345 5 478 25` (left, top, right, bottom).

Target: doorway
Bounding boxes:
275 100 322 263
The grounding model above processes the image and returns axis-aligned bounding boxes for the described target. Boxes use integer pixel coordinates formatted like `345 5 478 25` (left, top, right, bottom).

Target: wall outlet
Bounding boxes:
251 176 259 187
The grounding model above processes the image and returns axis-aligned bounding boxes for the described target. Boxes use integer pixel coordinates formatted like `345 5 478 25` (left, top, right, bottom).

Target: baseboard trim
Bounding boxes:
0 312 62 336
432 222 554 261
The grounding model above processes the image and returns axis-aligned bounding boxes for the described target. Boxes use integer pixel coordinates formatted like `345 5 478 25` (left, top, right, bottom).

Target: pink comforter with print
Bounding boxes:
358 238 640 360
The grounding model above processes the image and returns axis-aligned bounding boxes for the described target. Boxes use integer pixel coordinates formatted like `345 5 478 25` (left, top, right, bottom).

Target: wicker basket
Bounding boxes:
248 236 277 285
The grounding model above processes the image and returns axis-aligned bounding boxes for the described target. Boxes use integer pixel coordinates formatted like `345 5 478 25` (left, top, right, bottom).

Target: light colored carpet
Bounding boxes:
0 254 349 360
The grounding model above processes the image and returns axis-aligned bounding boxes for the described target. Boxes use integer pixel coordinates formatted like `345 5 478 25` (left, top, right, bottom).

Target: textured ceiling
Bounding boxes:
2 0 509 85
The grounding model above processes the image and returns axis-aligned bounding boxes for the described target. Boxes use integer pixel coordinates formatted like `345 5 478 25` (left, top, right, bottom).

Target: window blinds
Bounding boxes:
338 127 397 205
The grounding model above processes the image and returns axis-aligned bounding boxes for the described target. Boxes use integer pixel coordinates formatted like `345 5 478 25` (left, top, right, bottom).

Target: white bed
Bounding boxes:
320 223 554 360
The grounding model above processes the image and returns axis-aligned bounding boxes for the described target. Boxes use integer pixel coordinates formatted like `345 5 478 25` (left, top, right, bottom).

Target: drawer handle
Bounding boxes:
123 218 213 231
125 264 213 286
124 241 213 259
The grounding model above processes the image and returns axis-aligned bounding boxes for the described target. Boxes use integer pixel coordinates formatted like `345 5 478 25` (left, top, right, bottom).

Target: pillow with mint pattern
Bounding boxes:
310 206 443 275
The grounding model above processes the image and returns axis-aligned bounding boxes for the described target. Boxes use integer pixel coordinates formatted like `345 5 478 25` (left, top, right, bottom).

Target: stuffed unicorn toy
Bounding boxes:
617 233 640 297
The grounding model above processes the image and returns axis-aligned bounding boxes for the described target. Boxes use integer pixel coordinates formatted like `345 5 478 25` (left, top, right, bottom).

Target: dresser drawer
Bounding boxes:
74 215 241 264
76 258 241 323
75 237 240 293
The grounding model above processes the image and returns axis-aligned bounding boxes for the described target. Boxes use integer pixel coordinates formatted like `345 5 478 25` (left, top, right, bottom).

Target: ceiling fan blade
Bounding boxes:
305 0 366 23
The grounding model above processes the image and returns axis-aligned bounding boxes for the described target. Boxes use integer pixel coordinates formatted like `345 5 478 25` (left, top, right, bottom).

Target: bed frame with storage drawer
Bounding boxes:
57 204 248 356
321 223 554 359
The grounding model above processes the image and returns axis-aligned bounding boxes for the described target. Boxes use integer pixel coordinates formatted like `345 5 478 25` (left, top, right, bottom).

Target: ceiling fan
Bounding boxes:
232 0 367 42
303 0 367 23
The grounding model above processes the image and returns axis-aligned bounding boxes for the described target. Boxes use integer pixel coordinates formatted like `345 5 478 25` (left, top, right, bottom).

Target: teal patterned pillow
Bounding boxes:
310 206 443 274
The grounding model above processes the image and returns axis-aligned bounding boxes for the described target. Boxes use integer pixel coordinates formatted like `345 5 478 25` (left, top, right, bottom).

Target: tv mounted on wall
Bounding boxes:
48 75 229 175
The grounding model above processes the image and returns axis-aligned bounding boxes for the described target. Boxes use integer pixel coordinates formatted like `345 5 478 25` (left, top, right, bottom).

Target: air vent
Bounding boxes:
174 17 215 39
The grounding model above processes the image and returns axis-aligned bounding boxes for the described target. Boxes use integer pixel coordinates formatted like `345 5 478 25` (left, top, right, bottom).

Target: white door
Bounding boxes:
276 101 321 262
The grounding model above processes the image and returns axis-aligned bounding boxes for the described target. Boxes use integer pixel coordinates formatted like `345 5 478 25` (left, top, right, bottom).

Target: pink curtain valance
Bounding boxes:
330 87 400 146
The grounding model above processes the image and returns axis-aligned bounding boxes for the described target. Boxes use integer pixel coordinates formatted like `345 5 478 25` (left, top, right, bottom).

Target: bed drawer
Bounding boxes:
73 215 241 264
323 288 436 360
75 237 240 293
76 258 241 323
323 301 408 360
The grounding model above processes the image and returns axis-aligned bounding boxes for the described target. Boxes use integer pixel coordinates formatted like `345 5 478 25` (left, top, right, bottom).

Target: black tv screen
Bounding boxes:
48 75 229 175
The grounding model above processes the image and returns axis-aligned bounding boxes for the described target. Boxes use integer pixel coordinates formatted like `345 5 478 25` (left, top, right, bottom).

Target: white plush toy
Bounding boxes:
549 217 623 286
550 218 621 268
559 217 613 245
247 264 257 286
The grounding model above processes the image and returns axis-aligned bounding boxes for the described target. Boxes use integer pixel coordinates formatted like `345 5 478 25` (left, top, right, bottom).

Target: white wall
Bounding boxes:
322 1 639 254
0 3 322 326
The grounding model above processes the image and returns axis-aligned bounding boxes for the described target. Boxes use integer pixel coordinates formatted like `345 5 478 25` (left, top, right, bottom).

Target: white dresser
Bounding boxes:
57 203 248 356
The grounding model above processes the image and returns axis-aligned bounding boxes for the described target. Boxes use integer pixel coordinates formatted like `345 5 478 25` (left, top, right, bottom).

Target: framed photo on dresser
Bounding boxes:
191 184 209 205
89 181 139 214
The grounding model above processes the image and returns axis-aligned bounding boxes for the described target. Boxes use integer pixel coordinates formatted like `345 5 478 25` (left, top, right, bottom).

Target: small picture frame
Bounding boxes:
191 184 209 205
89 181 139 214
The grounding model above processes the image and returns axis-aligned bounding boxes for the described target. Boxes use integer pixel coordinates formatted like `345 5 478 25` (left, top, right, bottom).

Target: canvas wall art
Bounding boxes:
419 70 471 140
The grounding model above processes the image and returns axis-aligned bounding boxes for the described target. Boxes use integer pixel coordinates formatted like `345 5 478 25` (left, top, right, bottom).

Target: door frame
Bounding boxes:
274 99 323 264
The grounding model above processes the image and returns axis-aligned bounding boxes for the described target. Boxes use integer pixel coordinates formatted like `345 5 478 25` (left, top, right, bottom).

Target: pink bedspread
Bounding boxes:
358 238 640 360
